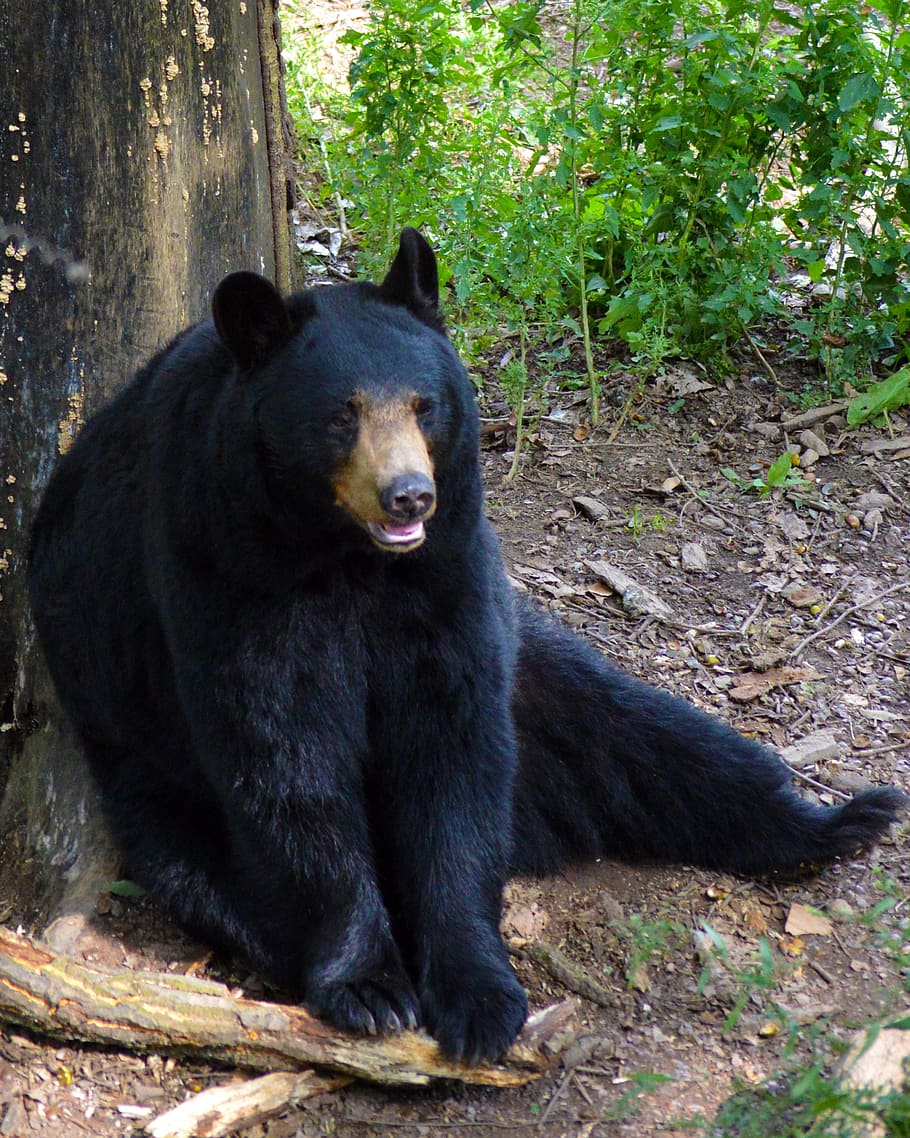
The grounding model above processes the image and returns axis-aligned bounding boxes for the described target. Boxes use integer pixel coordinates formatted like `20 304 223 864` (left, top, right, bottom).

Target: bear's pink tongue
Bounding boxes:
368 520 425 546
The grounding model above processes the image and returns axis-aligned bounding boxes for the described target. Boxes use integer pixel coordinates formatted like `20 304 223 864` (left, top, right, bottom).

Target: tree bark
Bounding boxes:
0 927 577 1088
0 0 293 920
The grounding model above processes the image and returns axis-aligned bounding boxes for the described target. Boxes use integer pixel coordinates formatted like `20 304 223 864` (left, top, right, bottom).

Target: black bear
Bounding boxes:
29 228 904 1064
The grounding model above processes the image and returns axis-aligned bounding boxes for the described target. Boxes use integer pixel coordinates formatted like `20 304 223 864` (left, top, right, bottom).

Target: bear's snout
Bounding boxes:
380 473 436 522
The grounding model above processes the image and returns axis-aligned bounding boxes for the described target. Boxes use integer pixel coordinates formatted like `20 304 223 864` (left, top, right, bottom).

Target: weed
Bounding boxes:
603 1072 676 1123
721 451 809 495
627 506 669 538
847 363 910 426
611 911 685 989
712 1059 910 1137
862 869 910 986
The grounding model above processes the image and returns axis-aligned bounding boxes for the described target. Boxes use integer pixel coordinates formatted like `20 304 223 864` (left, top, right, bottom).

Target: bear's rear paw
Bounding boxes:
307 968 421 1037
421 963 528 1066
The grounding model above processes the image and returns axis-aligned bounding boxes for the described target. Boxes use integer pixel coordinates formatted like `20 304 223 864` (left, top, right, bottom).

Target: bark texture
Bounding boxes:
0 0 292 918
0 927 577 1088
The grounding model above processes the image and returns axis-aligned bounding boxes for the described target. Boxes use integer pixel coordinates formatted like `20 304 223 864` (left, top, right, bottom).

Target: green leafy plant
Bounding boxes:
721 450 809 495
712 1057 910 1137
284 0 910 414
847 364 910 426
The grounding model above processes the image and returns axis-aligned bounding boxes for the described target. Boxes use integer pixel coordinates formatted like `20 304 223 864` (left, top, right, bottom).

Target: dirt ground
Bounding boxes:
0 304 908 1137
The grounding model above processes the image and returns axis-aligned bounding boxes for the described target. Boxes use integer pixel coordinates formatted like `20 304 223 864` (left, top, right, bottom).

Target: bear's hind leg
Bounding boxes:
510 601 905 876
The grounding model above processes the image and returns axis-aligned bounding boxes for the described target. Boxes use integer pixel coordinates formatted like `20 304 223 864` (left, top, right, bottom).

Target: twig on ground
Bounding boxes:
739 591 766 638
510 940 614 1009
782 762 850 802
537 1067 573 1126
666 457 744 527
742 328 779 385
790 582 910 660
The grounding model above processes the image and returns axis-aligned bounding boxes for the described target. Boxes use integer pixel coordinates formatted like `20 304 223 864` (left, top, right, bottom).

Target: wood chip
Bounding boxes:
781 401 849 429
584 560 674 619
859 435 910 454
146 1071 347 1138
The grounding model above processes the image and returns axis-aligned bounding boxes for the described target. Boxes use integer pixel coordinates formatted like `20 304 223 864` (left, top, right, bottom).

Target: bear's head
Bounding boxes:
211 229 476 555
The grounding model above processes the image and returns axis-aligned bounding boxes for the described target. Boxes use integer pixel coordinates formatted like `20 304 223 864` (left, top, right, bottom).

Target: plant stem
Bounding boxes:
507 321 529 480
568 0 599 423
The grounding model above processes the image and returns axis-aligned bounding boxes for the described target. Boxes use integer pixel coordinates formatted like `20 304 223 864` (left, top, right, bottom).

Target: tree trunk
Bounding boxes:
0 0 293 922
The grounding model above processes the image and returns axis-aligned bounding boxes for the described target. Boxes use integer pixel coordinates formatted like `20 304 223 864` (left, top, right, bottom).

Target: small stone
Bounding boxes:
854 491 892 512
828 898 854 921
799 428 830 457
864 508 883 529
700 515 726 531
572 495 608 521
751 421 782 441
801 447 820 467
681 542 708 572
829 769 873 794
784 582 824 608
781 730 839 769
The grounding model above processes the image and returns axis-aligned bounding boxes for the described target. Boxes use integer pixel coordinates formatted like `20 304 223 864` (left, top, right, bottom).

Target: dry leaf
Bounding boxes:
785 903 833 937
785 584 824 608
728 666 820 703
781 936 805 956
742 902 769 936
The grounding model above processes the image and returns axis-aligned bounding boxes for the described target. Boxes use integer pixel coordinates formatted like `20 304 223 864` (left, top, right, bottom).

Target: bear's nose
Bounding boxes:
380 474 436 521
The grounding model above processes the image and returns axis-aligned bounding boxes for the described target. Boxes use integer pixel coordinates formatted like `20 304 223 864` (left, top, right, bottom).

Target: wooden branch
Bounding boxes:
146 1071 351 1138
511 939 614 1008
0 927 577 1087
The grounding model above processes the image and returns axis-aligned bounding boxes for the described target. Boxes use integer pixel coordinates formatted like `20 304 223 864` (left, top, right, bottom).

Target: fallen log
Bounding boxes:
0 927 577 1088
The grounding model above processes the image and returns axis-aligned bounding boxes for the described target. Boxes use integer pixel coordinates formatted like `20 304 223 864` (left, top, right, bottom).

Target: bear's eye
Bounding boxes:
414 397 434 421
329 402 358 434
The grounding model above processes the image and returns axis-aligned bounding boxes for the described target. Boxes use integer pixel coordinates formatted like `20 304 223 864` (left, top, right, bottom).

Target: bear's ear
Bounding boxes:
377 227 444 332
212 271 292 371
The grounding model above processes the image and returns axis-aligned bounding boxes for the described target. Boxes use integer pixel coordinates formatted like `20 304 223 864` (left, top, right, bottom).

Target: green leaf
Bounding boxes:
109 879 147 899
846 366 910 427
838 72 880 113
763 450 794 491
683 29 720 49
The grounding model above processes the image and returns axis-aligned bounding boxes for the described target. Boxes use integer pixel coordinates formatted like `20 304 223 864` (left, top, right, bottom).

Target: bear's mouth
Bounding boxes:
366 519 426 552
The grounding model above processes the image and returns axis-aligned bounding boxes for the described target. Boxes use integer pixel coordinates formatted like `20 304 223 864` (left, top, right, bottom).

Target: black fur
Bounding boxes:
28 229 905 1064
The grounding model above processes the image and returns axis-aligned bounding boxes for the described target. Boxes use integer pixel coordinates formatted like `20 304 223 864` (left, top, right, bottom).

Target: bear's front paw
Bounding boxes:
421 963 528 1065
307 967 421 1038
